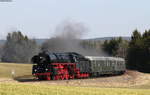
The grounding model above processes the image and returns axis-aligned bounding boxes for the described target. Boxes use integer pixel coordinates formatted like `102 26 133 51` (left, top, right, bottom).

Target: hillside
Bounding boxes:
86 36 131 41
0 40 5 45
0 37 130 45
0 39 48 45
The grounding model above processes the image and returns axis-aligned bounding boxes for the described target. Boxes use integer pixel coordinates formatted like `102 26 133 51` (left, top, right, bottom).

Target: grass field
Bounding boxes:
0 63 150 95
0 63 32 78
0 83 150 95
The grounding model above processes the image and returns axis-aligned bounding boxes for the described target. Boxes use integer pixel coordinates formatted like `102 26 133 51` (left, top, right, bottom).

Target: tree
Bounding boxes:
1 31 39 63
103 37 123 56
126 29 150 72
126 30 142 69
0 44 3 62
116 40 129 58
139 30 150 72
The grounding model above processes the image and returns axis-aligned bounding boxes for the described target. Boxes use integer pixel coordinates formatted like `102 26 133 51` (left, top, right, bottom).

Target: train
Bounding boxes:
31 51 126 80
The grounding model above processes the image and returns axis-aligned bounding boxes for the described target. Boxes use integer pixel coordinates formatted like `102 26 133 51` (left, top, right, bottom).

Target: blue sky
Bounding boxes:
0 0 149 39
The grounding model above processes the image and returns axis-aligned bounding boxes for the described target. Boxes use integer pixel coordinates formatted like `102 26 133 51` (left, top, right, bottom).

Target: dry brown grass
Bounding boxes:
0 63 150 89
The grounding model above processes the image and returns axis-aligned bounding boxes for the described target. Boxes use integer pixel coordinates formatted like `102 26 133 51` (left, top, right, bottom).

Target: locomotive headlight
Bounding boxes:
45 68 48 71
34 69 37 72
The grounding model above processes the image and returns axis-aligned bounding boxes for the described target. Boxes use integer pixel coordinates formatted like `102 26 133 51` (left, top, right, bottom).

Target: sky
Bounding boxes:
0 0 150 39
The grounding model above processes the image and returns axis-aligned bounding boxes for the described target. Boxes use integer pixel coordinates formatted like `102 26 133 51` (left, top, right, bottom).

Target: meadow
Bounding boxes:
0 63 32 78
0 63 150 95
0 83 150 95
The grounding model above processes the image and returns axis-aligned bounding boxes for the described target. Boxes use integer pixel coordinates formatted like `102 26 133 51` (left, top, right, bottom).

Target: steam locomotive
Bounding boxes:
31 52 126 80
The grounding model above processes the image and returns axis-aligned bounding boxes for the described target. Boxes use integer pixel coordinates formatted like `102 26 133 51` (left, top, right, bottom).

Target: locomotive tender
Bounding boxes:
32 52 126 80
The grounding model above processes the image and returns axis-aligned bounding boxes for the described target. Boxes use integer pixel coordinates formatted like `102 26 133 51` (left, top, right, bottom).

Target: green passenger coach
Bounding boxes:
85 56 126 76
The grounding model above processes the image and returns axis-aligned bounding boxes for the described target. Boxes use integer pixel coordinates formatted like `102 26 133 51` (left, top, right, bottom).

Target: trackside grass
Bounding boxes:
0 83 150 95
0 63 32 78
0 63 150 95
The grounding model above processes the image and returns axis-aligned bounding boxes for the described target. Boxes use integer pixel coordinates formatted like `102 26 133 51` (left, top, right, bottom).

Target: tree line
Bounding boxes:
102 30 150 73
0 31 39 63
126 30 150 72
0 29 149 73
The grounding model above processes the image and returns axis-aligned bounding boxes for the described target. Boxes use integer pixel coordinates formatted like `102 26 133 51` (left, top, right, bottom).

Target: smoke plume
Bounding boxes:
42 20 107 56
